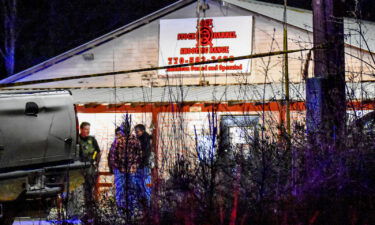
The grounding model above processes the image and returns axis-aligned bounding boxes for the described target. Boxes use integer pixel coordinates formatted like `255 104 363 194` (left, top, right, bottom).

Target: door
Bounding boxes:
219 115 259 156
0 92 76 170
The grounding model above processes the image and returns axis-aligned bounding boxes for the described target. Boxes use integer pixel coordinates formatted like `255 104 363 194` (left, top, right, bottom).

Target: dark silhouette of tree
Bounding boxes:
0 0 17 77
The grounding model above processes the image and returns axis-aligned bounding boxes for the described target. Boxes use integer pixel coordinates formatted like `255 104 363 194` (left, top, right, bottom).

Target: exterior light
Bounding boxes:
82 53 94 61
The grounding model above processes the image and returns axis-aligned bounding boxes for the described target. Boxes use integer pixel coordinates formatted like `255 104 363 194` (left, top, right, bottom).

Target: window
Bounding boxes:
220 115 259 155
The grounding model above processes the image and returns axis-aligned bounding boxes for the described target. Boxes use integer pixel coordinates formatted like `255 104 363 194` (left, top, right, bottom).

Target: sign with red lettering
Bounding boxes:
158 16 253 75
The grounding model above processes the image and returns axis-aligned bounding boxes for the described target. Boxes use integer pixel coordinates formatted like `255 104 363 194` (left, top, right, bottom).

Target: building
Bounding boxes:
1 0 374 190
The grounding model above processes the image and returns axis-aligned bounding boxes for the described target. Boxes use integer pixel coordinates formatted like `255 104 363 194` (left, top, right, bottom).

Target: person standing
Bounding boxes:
78 122 101 223
134 124 153 204
108 122 142 219
107 127 122 174
135 124 152 169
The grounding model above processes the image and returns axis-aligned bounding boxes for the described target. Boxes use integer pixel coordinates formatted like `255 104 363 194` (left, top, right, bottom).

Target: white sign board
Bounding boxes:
158 16 253 75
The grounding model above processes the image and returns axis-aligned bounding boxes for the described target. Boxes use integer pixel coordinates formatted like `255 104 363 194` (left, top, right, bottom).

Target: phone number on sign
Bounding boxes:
167 55 235 65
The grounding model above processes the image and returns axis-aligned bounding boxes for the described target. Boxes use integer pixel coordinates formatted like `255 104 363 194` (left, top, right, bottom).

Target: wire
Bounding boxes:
0 47 320 88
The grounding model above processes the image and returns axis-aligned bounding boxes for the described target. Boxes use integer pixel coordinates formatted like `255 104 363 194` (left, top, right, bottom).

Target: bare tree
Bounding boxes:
1 0 17 76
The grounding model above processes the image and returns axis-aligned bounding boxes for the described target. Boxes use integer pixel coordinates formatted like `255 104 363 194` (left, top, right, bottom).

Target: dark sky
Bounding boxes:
0 0 374 79
0 0 177 79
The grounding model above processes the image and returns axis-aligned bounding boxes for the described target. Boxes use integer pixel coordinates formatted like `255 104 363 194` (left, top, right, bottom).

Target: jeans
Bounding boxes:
114 168 152 215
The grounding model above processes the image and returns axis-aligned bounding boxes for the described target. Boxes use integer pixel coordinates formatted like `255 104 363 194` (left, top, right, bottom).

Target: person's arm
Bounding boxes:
92 137 101 164
93 137 100 153
146 134 152 153
146 134 153 168
107 141 116 174
129 136 142 173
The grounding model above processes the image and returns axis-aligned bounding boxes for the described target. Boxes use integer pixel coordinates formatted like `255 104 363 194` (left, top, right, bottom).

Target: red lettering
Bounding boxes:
199 19 213 27
208 46 230 54
212 32 237 39
177 33 196 40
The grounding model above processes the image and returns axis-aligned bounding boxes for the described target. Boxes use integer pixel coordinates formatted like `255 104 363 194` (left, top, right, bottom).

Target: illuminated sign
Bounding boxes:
158 16 253 75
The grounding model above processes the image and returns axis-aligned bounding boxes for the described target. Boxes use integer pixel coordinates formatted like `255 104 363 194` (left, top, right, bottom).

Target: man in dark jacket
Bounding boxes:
134 124 153 208
135 124 152 169
79 122 100 163
78 121 100 223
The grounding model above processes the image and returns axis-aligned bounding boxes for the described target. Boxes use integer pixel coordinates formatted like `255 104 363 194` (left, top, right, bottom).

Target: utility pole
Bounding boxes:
283 0 291 137
306 0 346 148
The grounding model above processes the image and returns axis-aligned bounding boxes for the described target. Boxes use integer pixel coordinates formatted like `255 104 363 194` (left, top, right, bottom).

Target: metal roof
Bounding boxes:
68 82 375 104
0 90 71 99
67 84 301 104
1 83 373 104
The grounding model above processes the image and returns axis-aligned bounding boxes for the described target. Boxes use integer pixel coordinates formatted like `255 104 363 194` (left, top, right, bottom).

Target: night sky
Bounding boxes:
0 0 374 79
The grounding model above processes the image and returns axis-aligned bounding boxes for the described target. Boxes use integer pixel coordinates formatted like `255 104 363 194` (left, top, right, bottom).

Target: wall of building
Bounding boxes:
76 102 296 189
76 98 375 192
